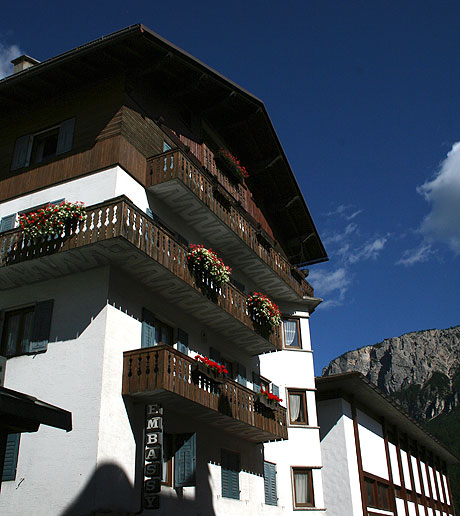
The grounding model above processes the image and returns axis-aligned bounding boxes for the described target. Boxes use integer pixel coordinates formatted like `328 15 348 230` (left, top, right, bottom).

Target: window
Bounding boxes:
365 477 390 511
1 300 53 358
141 308 173 348
11 118 75 171
221 449 240 499
283 318 301 348
292 468 314 508
288 390 308 425
264 461 277 506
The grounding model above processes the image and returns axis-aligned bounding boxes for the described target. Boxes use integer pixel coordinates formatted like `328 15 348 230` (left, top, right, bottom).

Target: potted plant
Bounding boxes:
19 201 87 240
215 148 249 183
193 355 228 384
187 244 232 289
247 292 281 334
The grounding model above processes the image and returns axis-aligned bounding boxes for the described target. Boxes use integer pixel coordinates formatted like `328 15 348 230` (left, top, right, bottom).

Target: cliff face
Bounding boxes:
322 326 460 421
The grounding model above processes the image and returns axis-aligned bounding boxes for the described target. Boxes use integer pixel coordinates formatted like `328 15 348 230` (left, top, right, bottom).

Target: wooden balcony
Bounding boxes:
123 346 288 443
147 150 315 302
0 196 281 354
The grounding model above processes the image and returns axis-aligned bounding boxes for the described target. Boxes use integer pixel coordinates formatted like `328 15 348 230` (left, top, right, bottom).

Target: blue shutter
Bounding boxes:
237 363 247 387
221 450 240 499
163 141 172 152
141 308 156 348
29 300 53 353
174 433 196 487
56 118 75 155
177 329 189 355
264 461 277 505
0 214 16 233
272 384 280 397
2 433 20 481
252 372 261 393
11 135 32 170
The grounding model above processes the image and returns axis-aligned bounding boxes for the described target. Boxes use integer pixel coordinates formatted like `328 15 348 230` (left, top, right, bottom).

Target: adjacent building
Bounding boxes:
0 25 328 515
316 372 458 516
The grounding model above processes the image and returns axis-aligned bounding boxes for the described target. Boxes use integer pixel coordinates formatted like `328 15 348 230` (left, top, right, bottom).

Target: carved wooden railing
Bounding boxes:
148 150 314 299
0 196 282 350
123 346 288 442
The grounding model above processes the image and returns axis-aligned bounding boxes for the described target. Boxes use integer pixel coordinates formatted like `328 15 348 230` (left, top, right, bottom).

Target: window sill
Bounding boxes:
282 347 313 353
288 425 320 430
293 507 326 511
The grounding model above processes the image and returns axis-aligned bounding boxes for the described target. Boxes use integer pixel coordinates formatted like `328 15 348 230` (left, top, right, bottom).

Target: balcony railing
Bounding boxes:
148 150 314 299
123 346 288 443
0 196 281 351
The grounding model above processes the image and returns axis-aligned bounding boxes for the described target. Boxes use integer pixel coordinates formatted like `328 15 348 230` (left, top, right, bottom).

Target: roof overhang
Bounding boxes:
0 386 72 433
0 24 327 267
316 372 459 465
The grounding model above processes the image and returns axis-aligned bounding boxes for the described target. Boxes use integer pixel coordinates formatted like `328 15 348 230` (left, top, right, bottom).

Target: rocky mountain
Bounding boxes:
322 325 460 421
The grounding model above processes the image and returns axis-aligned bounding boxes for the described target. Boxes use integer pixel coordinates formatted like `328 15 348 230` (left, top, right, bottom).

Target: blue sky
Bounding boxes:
2 1 459 374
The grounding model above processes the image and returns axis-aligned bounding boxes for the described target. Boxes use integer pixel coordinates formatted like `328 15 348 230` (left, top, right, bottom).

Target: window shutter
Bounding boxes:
0 214 17 233
11 135 32 170
264 461 277 505
163 141 172 152
209 347 221 363
174 433 196 487
2 433 20 481
177 329 189 355
252 372 261 393
237 363 247 387
272 384 280 397
29 300 54 353
141 308 156 348
221 450 240 499
56 118 75 155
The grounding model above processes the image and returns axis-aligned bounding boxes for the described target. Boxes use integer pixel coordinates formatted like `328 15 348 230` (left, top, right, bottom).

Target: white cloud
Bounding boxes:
396 242 435 266
0 43 22 79
416 141 460 254
324 204 363 220
308 267 351 308
347 236 388 264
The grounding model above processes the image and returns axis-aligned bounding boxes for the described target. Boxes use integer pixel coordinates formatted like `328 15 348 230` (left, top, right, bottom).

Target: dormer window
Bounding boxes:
11 118 75 171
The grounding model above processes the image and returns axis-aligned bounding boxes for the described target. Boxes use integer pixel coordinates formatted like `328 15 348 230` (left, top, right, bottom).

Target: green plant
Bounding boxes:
216 148 249 180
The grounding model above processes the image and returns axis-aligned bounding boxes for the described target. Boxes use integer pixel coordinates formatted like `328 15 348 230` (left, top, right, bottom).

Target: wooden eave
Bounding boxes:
0 24 327 267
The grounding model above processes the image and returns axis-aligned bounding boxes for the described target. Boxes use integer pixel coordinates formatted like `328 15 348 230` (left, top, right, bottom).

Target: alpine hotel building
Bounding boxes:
0 25 329 516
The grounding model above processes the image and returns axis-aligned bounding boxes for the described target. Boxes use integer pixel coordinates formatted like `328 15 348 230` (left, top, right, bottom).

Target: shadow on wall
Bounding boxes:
59 460 217 516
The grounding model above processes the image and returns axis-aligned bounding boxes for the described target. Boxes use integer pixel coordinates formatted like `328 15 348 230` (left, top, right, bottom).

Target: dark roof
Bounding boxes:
316 372 459 465
0 24 327 267
0 386 72 433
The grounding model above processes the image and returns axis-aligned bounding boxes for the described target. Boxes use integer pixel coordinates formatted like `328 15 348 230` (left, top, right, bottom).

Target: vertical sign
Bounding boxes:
143 404 163 510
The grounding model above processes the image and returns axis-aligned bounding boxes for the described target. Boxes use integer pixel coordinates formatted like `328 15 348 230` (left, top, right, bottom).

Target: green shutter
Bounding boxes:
0 214 16 233
237 363 247 387
56 118 75 155
2 433 20 481
141 308 156 348
264 461 277 505
177 329 189 355
29 300 54 353
252 372 261 393
174 433 196 487
221 450 240 499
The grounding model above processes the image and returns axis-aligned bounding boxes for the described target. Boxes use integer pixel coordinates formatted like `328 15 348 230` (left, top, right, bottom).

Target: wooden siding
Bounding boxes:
148 150 314 299
123 345 288 443
0 196 282 352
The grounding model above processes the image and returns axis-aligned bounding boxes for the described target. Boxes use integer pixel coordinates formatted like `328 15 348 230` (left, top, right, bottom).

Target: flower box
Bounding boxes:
187 245 231 288
192 355 228 384
215 148 249 184
256 390 283 408
247 292 281 330
19 201 87 240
